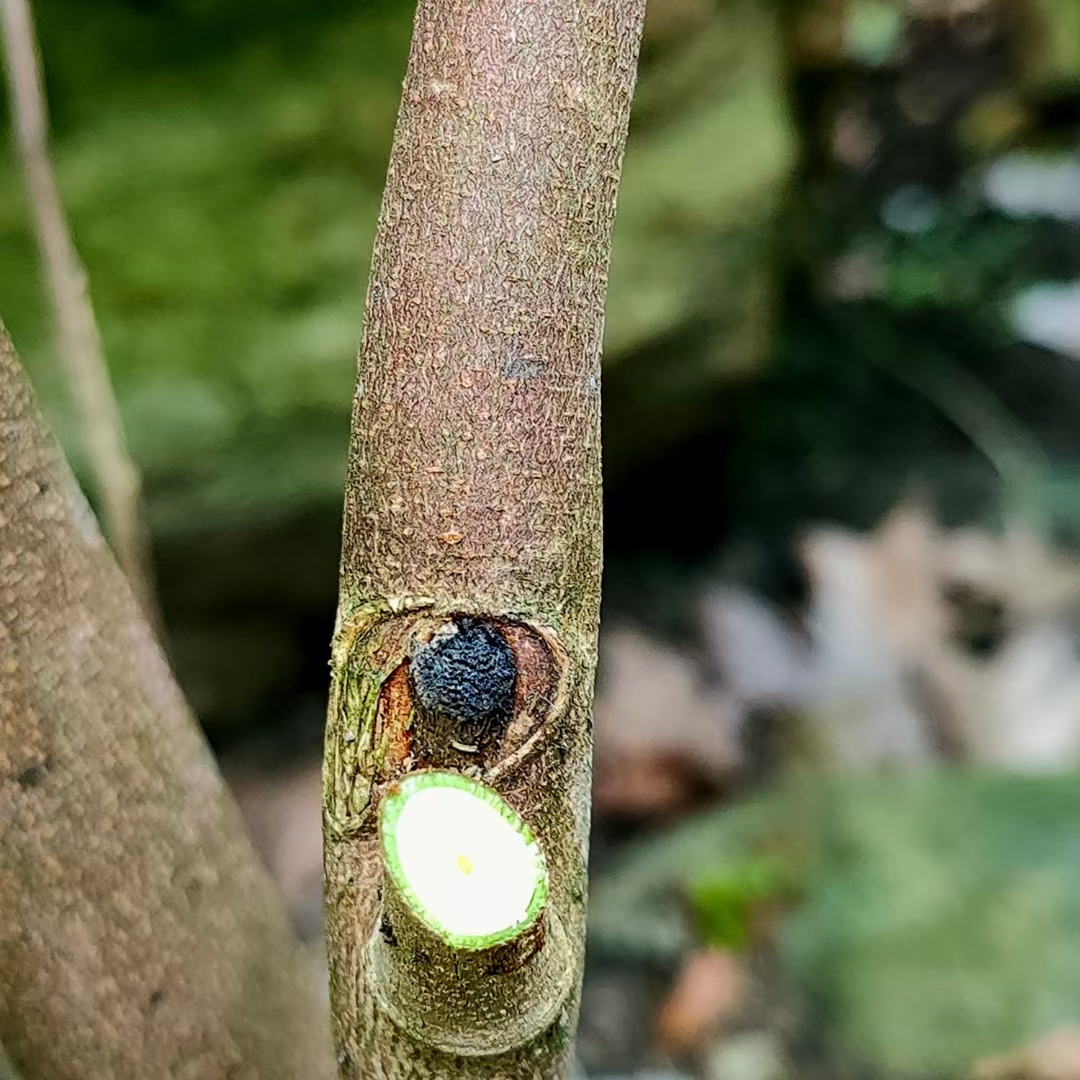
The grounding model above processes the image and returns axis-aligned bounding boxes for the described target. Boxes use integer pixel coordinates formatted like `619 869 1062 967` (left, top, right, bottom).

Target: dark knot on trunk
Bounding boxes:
408 617 516 729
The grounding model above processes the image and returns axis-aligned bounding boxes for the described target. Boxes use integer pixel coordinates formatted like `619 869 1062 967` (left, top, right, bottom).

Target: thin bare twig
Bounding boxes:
1 0 157 622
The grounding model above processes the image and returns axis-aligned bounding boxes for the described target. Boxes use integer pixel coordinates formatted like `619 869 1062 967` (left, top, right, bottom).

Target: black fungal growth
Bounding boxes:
409 618 516 728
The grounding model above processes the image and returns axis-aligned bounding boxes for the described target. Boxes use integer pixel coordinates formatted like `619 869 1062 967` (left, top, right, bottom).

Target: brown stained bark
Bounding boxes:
323 0 645 1076
0 324 334 1080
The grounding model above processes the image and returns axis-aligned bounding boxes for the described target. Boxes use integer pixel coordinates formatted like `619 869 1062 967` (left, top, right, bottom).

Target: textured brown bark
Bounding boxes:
0 324 334 1080
323 0 645 1076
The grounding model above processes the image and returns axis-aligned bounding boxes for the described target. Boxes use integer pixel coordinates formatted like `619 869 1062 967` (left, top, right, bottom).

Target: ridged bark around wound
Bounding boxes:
324 604 593 1077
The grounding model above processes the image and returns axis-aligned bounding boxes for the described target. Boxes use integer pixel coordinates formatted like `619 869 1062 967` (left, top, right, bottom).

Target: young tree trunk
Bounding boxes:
322 0 645 1077
0 324 334 1080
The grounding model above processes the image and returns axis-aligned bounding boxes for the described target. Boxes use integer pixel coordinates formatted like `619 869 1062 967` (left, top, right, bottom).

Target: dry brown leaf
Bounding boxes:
795 501 939 768
701 585 812 708
918 522 1080 767
973 1026 1080 1080
593 626 742 816
229 761 324 938
593 748 721 820
790 500 1080 770
657 949 747 1056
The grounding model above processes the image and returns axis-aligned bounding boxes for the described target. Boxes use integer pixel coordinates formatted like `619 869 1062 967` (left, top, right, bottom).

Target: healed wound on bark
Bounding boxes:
322 0 645 1076
325 605 579 1063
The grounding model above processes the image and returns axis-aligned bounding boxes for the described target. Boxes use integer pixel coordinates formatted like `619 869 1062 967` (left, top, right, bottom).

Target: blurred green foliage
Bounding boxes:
0 0 407 532
1033 0 1080 88
691 856 789 950
785 773 1080 1078
591 772 1080 1079
0 0 791 535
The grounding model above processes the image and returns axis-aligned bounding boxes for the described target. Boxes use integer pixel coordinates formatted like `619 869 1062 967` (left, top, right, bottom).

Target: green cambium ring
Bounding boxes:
379 770 548 950
370 770 574 1056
